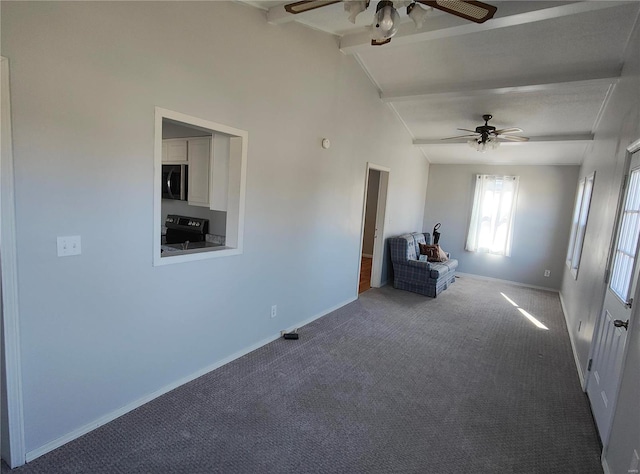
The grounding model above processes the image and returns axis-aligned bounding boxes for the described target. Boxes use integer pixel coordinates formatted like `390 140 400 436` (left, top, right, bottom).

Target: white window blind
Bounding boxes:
610 169 640 301
566 172 595 279
466 175 519 257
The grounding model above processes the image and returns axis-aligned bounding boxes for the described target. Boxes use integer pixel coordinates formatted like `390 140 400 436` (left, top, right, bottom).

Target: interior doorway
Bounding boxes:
358 164 389 294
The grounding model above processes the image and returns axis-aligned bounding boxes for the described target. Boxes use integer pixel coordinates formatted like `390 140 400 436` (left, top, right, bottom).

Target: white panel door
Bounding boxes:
587 151 640 445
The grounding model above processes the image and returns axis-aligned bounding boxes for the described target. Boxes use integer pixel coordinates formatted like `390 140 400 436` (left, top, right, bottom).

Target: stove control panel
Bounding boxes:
165 214 209 234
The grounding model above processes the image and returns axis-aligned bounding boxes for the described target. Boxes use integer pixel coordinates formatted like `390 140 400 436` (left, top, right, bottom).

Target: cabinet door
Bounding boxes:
163 139 188 163
187 138 211 207
210 135 229 211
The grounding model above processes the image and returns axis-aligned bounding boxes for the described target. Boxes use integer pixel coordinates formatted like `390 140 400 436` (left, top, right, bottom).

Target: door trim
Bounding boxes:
357 163 390 295
587 138 640 389
585 138 640 448
1 56 26 467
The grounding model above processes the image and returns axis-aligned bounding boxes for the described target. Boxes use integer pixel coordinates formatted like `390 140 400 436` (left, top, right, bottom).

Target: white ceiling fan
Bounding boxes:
283 0 497 45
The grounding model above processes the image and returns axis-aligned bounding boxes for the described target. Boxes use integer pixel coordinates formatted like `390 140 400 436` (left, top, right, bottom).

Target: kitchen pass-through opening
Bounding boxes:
153 108 248 266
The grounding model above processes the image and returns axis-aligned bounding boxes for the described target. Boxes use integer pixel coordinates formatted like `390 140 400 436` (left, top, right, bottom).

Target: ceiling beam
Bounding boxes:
340 1 627 55
413 134 595 146
267 4 297 25
381 70 622 102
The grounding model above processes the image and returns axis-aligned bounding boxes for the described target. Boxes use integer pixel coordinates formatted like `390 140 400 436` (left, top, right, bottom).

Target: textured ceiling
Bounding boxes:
239 1 640 164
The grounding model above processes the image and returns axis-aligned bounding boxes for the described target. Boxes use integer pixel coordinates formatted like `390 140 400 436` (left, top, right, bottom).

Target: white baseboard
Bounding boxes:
455 272 559 293
25 296 357 463
371 279 388 289
601 454 611 474
558 292 586 389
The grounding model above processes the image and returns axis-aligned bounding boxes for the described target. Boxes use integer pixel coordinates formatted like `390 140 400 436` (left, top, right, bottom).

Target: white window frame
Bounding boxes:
566 172 595 279
466 174 520 257
153 107 248 266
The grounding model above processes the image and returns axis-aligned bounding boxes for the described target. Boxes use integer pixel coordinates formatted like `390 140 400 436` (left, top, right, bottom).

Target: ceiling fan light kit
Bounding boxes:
468 137 500 152
344 0 370 23
373 1 400 40
443 114 530 152
407 2 431 29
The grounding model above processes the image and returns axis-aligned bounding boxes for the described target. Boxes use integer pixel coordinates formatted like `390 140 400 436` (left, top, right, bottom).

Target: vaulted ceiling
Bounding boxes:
239 1 640 165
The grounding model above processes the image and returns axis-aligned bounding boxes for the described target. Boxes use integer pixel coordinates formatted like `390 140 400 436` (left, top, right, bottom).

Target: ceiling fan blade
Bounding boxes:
371 38 392 46
441 134 479 140
417 1 497 24
284 0 342 14
494 127 523 135
457 128 478 133
498 135 529 142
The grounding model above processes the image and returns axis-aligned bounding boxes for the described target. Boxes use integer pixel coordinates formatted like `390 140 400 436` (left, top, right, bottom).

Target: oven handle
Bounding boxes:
167 169 175 199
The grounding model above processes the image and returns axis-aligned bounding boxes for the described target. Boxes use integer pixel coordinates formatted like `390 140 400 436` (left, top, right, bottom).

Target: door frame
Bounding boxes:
585 137 640 448
357 163 390 294
1 56 26 468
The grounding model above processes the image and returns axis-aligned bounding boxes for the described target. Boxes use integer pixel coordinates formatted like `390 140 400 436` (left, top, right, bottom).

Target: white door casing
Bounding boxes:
0 56 26 467
357 163 390 294
587 149 640 446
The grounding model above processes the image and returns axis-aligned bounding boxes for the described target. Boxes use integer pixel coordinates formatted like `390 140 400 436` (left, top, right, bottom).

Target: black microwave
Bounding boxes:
162 164 188 201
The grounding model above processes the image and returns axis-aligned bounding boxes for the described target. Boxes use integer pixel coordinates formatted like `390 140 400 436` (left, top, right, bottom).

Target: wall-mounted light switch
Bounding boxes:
57 236 82 257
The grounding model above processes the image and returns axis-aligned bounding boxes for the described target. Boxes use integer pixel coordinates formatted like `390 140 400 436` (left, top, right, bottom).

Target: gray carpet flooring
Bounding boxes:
2 277 603 473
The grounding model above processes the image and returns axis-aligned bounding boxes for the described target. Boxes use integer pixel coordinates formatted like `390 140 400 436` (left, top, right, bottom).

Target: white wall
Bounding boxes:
1 1 428 457
559 14 640 474
559 11 640 383
1 291 9 460
423 164 579 289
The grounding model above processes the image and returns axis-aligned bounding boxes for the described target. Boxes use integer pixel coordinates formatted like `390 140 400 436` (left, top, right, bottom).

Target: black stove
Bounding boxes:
164 215 209 246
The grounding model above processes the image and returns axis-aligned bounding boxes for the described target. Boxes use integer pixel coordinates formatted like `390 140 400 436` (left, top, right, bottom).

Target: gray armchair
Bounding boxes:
388 232 458 297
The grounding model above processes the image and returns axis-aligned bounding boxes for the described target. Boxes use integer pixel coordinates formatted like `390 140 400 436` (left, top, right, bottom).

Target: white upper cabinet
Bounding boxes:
210 135 229 212
187 137 211 207
162 138 188 163
161 135 228 210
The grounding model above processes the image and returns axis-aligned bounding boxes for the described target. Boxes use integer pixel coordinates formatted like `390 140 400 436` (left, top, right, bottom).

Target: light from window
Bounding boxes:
466 175 520 257
566 172 595 279
610 169 640 301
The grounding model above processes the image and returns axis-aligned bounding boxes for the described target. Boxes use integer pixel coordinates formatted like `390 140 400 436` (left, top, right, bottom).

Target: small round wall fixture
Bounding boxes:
321 138 331 149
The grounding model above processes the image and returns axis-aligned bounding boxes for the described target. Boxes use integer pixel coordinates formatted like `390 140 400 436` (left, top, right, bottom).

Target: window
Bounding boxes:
610 169 640 301
566 172 595 278
466 175 519 256
153 108 247 266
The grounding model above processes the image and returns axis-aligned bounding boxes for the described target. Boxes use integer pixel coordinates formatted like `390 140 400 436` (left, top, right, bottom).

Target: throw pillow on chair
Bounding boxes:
419 243 449 262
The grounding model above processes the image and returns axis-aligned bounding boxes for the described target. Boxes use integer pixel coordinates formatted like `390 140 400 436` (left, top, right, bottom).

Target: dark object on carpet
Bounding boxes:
283 331 299 340
1 278 602 474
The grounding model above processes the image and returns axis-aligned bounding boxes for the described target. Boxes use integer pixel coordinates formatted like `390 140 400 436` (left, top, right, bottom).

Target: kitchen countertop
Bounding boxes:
161 241 225 257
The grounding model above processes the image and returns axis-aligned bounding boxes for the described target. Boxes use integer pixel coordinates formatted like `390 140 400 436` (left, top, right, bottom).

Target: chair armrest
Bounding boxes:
406 259 431 270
